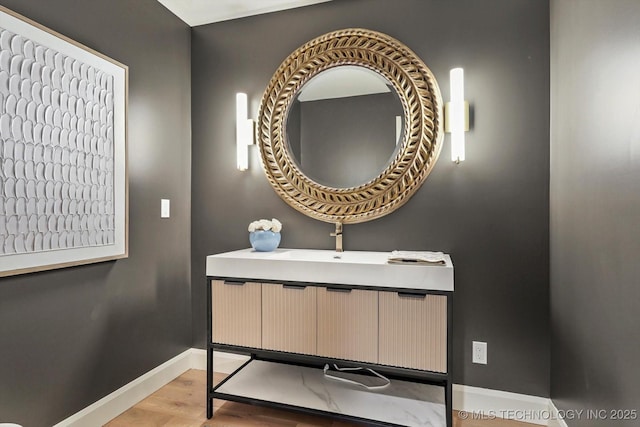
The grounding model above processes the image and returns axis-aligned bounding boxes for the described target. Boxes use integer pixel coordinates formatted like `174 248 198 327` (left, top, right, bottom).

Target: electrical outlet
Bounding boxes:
472 341 487 364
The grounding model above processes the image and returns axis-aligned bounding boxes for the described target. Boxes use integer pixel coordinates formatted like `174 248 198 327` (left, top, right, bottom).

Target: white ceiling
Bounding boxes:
157 0 333 27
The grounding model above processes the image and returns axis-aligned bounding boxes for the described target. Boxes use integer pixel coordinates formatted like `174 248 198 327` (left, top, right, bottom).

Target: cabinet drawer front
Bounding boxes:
379 292 447 372
317 287 378 364
211 280 261 348
262 284 316 355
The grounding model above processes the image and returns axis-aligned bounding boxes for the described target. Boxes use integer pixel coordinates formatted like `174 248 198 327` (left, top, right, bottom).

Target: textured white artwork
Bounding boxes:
0 27 115 255
0 6 127 276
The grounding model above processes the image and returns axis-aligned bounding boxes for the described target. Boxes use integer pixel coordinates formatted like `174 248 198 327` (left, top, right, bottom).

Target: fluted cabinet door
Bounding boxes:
317 287 378 363
379 292 447 373
211 280 261 348
262 284 317 355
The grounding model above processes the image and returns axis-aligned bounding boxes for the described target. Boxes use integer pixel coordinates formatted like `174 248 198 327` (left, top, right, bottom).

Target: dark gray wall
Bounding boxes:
297 93 402 188
192 0 550 396
550 1 640 425
0 1 191 425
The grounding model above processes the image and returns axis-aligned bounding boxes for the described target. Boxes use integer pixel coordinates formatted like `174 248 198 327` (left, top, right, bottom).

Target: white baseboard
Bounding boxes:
55 348 567 427
189 348 208 370
53 348 198 427
212 350 250 374
190 348 249 373
547 400 570 427
453 384 550 425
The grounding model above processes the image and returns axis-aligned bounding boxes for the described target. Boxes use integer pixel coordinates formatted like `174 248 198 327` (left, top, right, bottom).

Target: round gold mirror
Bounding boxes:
257 28 444 224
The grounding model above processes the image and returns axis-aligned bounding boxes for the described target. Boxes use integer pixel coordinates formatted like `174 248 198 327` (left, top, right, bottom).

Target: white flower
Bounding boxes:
258 219 272 231
248 218 283 232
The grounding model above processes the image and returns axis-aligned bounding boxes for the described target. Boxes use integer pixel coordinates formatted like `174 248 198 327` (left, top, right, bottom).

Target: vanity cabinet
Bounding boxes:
316 287 378 364
210 280 261 348
379 292 447 372
262 283 317 354
206 248 454 427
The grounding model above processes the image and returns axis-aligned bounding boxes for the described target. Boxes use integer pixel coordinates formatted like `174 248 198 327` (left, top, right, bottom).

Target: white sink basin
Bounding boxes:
206 248 453 291
264 249 383 263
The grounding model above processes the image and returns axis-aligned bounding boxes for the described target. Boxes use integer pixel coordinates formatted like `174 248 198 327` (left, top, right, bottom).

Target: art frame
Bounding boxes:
0 6 128 277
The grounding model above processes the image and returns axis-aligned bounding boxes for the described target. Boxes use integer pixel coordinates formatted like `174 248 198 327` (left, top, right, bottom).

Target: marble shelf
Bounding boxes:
215 359 446 427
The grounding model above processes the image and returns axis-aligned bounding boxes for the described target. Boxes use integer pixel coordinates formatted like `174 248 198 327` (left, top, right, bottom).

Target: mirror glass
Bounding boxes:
285 66 404 188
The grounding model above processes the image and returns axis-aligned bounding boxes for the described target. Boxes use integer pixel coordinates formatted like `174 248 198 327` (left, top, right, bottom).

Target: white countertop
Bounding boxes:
206 248 454 292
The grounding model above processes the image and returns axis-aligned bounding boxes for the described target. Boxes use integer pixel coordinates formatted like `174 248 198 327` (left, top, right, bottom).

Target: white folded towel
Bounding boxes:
387 250 446 265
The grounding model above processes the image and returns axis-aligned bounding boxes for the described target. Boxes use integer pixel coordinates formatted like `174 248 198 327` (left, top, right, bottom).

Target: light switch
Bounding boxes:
161 199 170 218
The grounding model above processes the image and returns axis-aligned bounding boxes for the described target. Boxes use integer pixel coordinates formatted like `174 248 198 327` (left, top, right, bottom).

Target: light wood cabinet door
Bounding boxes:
211 280 262 348
317 287 378 364
262 284 317 355
379 292 447 372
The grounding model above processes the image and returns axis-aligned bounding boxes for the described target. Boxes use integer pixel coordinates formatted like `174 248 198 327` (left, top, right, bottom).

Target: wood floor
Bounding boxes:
105 369 536 427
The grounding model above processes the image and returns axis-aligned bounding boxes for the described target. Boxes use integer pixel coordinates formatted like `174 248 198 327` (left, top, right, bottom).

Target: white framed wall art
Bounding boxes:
0 6 128 277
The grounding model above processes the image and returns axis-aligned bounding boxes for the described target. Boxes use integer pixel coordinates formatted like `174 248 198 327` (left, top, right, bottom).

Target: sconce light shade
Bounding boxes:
236 92 253 171
447 68 469 163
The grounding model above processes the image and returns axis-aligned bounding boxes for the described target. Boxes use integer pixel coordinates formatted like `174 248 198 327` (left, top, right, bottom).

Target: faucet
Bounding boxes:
330 222 343 252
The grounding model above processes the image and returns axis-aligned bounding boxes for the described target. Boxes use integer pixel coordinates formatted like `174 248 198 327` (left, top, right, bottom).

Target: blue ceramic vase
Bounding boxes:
249 230 281 252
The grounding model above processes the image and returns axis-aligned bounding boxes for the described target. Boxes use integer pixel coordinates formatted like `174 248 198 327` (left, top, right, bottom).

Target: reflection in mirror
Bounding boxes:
286 66 403 189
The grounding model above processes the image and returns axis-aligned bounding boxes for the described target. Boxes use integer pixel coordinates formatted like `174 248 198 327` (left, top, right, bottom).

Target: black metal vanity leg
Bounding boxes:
207 346 213 418
446 293 454 427
446 380 453 427
206 277 213 419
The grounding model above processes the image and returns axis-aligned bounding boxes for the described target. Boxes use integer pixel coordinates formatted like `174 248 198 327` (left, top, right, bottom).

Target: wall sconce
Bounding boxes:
236 92 254 171
444 68 469 163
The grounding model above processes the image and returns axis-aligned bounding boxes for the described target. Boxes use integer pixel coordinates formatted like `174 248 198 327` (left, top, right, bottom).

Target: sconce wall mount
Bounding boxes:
236 92 255 171
445 67 469 164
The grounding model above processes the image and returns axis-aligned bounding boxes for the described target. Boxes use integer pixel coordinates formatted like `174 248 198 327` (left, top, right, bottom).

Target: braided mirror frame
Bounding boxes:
257 28 444 224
